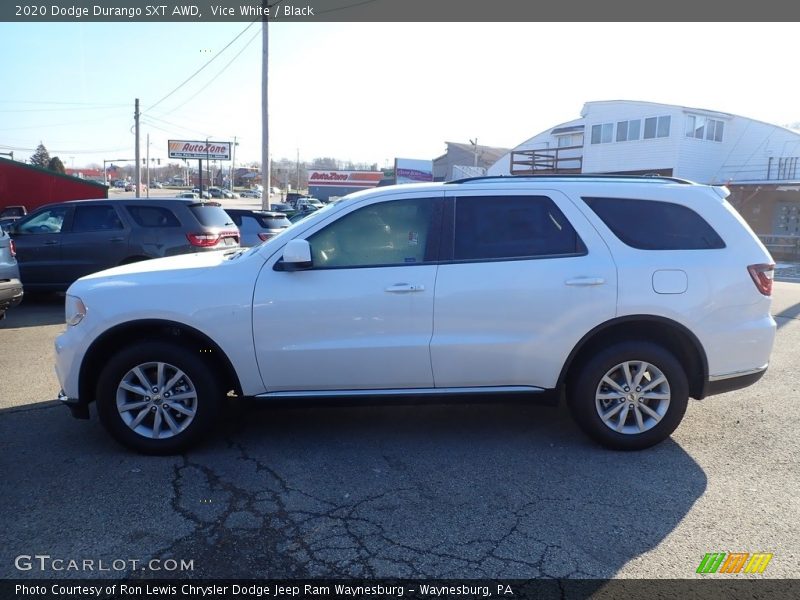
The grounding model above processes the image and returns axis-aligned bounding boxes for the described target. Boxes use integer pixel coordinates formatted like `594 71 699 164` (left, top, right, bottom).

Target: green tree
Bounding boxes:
29 142 51 168
48 156 66 174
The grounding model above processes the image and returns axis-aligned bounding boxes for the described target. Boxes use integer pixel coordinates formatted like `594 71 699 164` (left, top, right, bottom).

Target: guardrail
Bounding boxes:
510 145 583 175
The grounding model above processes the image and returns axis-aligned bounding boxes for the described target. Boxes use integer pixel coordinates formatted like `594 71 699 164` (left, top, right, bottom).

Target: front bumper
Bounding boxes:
58 389 90 419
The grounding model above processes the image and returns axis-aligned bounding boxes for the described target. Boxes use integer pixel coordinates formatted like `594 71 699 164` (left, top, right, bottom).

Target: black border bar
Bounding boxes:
4 579 800 600
2 1 799 22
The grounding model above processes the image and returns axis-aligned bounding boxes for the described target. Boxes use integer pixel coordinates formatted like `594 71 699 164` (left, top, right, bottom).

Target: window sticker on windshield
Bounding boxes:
408 231 418 246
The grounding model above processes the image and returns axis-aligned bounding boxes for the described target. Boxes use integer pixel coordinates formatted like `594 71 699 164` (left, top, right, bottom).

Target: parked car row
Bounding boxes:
1 198 288 298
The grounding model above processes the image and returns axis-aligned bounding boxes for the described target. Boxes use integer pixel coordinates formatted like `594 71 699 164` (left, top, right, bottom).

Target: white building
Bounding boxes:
489 100 800 183
488 100 800 243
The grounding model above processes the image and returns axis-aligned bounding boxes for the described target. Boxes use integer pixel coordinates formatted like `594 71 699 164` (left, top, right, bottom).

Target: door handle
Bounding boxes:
43 240 59 246
565 277 606 286
110 237 125 242
384 283 425 293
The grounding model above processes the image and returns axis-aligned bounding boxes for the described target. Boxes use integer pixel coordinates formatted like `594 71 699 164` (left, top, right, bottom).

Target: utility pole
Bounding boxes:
470 137 479 168
134 98 141 198
146 133 150 198
230 136 237 192
261 14 270 210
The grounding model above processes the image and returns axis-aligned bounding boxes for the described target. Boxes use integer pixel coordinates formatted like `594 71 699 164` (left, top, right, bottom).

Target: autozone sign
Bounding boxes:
308 170 382 188
168 140 231 160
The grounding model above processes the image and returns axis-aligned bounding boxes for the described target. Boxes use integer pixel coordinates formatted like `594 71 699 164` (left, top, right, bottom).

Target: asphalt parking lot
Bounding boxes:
1 282 799 581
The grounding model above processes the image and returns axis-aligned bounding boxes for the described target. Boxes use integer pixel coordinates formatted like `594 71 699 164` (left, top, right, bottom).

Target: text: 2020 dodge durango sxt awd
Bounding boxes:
55 176 776 454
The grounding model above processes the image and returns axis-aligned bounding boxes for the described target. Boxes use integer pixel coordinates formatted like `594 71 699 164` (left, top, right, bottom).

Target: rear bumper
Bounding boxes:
0 278 23 315
705 366 768 397
58 389 90 419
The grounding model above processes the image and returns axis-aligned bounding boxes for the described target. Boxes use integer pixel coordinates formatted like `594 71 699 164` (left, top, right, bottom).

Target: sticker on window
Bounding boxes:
408 232 418 246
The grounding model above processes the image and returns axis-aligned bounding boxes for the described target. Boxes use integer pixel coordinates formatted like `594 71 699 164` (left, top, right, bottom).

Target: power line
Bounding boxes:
140 117 213 138
143 21 258 114
0 100 128 106
0 110 130 132
153 28 261 119
0 105 128 113
0 143 132 154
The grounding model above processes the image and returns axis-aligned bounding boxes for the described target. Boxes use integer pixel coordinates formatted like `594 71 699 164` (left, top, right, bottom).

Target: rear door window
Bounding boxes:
582 196 725 250
71 205 124 232
452 195 586 261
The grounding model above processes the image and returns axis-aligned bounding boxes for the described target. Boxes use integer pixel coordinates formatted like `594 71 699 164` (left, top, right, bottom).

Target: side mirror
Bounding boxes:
278 239 312 271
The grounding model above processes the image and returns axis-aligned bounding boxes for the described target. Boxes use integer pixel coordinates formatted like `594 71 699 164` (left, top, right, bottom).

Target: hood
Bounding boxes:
69 250 234 291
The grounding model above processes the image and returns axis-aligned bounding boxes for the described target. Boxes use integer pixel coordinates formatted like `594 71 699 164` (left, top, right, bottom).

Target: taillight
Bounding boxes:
186 233 221 247
747 263 774 296
8 239 15 257
187 231 239 247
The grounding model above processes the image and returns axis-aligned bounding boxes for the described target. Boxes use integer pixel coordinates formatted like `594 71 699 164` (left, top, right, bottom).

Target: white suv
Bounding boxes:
55 176 776 454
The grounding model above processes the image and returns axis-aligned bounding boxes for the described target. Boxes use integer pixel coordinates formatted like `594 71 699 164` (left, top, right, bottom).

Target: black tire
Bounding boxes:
568 341 689 451
95 341 221 454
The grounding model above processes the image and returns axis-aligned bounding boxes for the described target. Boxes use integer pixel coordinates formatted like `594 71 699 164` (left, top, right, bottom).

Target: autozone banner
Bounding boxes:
168 140 231 160
308 170 382 188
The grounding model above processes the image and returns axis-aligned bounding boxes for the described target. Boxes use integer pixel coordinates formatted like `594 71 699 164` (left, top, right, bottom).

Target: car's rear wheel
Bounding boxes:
568 341 689 450
96 341 221 454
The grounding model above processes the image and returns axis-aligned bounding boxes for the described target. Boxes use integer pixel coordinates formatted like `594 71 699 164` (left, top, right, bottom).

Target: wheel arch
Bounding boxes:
79 319 243 404
557 315 709 400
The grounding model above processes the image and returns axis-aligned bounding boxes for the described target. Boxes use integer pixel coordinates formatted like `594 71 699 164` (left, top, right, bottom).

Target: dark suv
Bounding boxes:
7 198 239 291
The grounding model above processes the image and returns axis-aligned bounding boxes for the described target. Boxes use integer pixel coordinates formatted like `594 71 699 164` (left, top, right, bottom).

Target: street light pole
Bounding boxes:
261 16 270 210
134 98 141 198
146 133 150 198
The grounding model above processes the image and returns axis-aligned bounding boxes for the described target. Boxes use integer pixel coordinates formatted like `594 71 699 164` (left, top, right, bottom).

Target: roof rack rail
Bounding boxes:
445 174 694 185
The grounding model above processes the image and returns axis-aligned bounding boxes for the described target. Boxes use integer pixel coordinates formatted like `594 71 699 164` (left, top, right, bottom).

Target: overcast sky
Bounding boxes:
1 22 798 169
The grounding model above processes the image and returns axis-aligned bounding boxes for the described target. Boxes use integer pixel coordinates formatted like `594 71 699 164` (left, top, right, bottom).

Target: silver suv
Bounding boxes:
0 225 23 319
55 175 776 453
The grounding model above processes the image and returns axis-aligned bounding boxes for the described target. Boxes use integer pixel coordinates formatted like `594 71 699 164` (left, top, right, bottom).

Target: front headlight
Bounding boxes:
65 295 87 326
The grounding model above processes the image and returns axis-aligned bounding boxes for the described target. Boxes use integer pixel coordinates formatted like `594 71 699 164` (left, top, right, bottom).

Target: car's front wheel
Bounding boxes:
96 342 221 454
568 341 689 450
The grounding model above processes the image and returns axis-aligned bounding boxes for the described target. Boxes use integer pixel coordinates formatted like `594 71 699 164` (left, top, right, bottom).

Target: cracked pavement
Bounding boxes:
1 284 800 580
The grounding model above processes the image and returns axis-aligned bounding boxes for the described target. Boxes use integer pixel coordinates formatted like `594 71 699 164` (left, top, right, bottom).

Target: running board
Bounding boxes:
255 386 545 400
